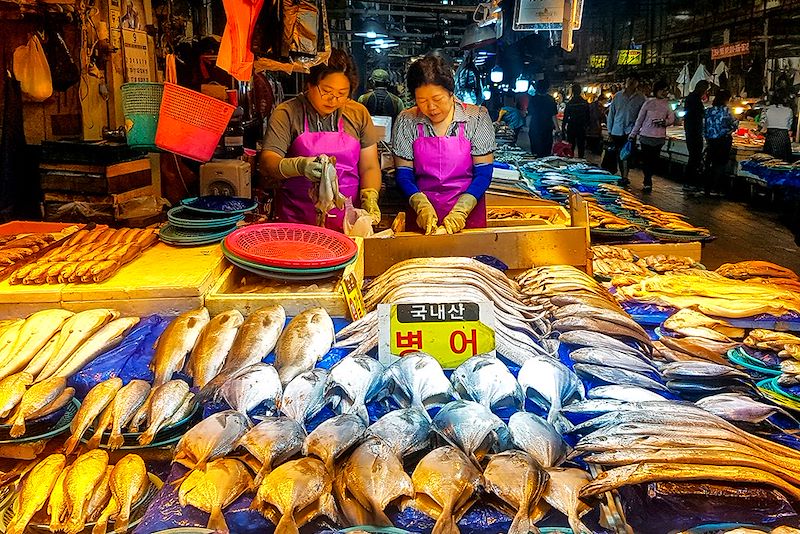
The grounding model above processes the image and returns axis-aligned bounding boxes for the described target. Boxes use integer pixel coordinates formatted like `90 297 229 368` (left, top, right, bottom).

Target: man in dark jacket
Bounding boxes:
683 80 709 192
358 69 404 120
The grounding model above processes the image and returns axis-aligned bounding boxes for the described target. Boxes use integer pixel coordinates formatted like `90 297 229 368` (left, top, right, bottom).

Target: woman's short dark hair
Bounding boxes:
713 89 731 107
652 80 669 95
308 49 359 95
569 83 582 99
406 55 455 94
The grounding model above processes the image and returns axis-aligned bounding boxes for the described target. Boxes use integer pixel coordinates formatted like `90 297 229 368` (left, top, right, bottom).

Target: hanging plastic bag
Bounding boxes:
343 198 374 238
620 139 634 161
13 34 53 102
44 28 80 91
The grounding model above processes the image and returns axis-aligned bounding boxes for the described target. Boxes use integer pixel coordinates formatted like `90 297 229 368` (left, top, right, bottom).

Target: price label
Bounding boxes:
378 302 496 368
340 263 365 321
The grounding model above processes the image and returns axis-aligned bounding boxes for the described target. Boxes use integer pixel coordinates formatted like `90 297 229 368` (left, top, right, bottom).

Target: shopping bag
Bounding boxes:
13 34 53 102
619 139 634 161
552 139 574 158
601 141 618 173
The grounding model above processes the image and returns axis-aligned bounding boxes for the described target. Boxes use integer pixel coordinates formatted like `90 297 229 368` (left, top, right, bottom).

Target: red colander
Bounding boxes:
223 223 358 269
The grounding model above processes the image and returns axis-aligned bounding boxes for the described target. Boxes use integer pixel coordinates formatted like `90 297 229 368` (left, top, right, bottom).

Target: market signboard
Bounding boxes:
617 49 642 65
377 302 496 368
589 54 609 68
514 0 585 31
711 41 750 60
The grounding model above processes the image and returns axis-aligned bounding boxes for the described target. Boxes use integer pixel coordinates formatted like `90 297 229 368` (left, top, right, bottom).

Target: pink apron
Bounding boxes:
275 111 361 232
407 121 487 232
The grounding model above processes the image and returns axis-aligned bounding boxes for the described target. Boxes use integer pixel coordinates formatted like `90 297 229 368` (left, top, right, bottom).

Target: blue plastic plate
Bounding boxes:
181 196 258 214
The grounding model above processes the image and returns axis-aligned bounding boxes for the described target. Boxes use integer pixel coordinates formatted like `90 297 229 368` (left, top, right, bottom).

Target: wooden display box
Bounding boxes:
40 158 152 194
486 205 570 227
43 186 156 224
205 238 365 318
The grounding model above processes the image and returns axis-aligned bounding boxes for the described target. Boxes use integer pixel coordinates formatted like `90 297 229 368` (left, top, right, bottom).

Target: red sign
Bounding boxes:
711 42 750 60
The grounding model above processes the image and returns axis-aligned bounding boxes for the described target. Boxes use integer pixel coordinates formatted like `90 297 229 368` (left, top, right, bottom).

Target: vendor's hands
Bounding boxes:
409 192 438 235
278 156 327 182
442 194 478 234
360 188 381 225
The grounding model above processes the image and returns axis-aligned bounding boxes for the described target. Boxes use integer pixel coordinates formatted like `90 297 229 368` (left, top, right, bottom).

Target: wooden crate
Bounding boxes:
40 158 152 194
205 238 365 318
486 205 571 227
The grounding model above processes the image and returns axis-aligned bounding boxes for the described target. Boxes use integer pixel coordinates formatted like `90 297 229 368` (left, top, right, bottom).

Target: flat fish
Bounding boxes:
518 355 584 424
484 450 549 534
385 352 458 416
236 416 306 488
432 400 511 463
220 363 282 417
280 369 329 429
179 458 252 534
304 413 366 472
508 411 568 468
274 307 335 386
174 410 250 473
325 355 386 423
451 355 524 412
366 408 431 458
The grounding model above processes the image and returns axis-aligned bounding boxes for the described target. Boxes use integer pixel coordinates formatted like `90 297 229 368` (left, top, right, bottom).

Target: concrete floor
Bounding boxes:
512 131 800 272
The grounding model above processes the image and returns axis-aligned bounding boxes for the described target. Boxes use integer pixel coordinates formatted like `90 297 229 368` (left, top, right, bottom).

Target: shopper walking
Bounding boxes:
703 89 738 196
586 93 609 154
607 74 646 185
683 80 709 192
528 79 559 158
562 83 590 158
496 95 526 144
760 92 794 161
629 80 676 193
359 68 405 120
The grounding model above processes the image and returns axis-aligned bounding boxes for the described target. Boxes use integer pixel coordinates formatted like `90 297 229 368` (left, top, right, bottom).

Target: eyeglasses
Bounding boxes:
316 85 350 102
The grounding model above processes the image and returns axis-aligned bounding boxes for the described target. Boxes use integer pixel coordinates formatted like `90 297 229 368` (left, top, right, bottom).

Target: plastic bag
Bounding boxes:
343 198 374 238
13 34 53 102
44 28 80 91
552 139 574 158
620 139 634 161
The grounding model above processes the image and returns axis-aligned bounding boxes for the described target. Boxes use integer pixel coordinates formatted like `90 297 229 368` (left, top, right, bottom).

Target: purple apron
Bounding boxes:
407 121 487 232
275 111 361 232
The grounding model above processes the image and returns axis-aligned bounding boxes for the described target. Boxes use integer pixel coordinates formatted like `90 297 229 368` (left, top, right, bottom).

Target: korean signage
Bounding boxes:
617 49 642 66
340 262 365 321
711 41 750 60
589 55 609 69
513 0 585 31
378 302 496 368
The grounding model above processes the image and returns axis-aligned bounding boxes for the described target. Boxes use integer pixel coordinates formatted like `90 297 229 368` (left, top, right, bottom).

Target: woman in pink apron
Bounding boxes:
259 49 382 232
392 55 496 234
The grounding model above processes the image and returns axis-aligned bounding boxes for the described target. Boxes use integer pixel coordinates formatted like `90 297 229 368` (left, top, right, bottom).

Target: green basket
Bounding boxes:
121 82 163 149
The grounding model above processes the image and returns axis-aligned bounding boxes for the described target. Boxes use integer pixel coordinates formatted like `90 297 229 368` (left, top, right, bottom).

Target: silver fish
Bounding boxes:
568 347 657 374
220 363 282 417
325 355 386 423
573 363 669 392
366 408 431 458
186 310 245 389
660 361 752 381
280 369 328 428
274 308 335 386
138 379 191 446
518 355 585 424
559 330 646 357
484 450 549 534
107 379 151 450
587 385 667 403
560 398 632 416
303 413 366 472
236 416 306 487
451 355 524 412
508 411 568 468
385 352 458 416
695 393 796 424
432 400 511 464
174 410 250 472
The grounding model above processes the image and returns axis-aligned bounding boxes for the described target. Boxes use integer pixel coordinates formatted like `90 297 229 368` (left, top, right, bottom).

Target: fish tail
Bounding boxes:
207 505 229 534
86 429 103 450
369 501 393 527
9 416 25 438
114 512 130 534
274 513 300 534
138 427 155 446
432 506 459 534
107 428 124 450
509 510 539 534
63 434 79 456
90 515 108 534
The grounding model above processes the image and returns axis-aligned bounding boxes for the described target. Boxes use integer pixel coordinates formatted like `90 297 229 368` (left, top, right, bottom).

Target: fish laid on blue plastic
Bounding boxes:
508 411 568 468
173 410 250 475
587 384 667 403
280 369 329 429
573 363 669 392
236 416 306 488
384 352 458 417
366 408 431 458
567 347 657 374
325 355 386 423
220 363 282 418
303 413 366 473
518 355 585 424
451 355 524 412
432 400 511 464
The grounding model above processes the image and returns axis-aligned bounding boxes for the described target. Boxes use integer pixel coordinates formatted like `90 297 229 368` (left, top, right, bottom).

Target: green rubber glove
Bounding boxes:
409 192 438 235
360 188 381 225
442 193 478 234
278 156 326 182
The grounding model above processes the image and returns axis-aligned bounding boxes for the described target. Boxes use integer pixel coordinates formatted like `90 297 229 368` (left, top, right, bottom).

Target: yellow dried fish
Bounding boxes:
8 376 66 437
6 453 66 534
179 458 252 533
63 449 110 534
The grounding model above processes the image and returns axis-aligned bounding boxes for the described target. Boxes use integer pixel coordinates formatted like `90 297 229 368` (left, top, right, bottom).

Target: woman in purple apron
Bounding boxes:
259 49 382 232
392 55 496 234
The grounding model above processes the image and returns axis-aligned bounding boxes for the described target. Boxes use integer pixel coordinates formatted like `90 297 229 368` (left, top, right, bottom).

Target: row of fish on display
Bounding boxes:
5 450 149 534
0 309 139 438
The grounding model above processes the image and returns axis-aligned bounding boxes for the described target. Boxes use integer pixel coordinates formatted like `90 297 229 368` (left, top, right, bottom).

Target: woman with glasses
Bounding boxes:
259 48 382 231
392 55 496 234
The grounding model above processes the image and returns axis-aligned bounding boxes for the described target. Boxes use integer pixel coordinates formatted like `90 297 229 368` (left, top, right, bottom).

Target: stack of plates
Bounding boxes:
159 196 257 246
222 223 358 280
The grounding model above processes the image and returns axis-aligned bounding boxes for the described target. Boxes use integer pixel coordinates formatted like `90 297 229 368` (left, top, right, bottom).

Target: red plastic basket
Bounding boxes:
224 223 358 269
154 83 235 162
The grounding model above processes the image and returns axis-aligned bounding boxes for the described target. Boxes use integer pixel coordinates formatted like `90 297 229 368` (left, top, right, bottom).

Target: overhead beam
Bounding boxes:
330 8 469 18
351 0 475 14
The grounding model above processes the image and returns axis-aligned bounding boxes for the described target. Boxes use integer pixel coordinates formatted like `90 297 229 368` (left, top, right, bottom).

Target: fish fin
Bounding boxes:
432 505 459 534
114 512 130 534
509 511 539 534
207 504 229 534
274 513 300 534
9 416 25 438
252 463 272 489
369 499 393 527
86 428 104 450
63 433 79 456
138 427 156 446
356 403 370 425
107 428 124 450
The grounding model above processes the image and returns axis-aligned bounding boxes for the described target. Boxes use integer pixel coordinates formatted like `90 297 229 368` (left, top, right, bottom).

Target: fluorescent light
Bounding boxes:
490 66 504 83
483 88 492 100
514 77 529 93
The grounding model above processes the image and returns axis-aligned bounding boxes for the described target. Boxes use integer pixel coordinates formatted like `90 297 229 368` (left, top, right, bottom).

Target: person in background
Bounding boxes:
528 79 559 158
562 82 590 158
683 80 709 193
259 48 382 231
703 89 738 197
358 68 405 120
496 94 525 144
392 55 496 235
607 74 646 185
760 92 794 161
629 79 676 193
586 93 609 154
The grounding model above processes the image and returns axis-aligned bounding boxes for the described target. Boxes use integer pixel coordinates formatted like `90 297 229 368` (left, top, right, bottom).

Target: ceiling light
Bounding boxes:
483 88 492 101
514 77 529 93
355 19 388 38
490 65 504 83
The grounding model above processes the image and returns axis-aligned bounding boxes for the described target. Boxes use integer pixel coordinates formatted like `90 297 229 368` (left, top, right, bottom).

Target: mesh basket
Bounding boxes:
154 83 235 162
121 82 163 149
